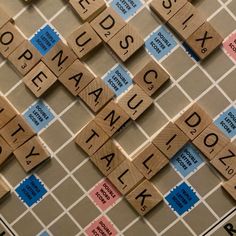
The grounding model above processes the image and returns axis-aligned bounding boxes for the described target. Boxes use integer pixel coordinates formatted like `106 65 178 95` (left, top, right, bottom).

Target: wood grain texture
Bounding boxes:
23 61 58 98
94 100 130 137
67 22 102 59
75 120 109 156
8 40 42 76
193 123 230 160
108 159 144 195
222 175 236 201
186 21 223 60
0 177 10 200
107 24 144 62
79 77 114 113
133 59 170 96
58 59 95 96
0 135 12 166
90 139 126 176
0 21 24 58
211 143 236 180
42 40 77 77
152 122 189 159
0 6 11 29
133 143 169 180
126 179 162 216
0 115 36 150
91 7 126 42
150 0 187 22
14 136 50 172
118 85 153 120
175 103 212 140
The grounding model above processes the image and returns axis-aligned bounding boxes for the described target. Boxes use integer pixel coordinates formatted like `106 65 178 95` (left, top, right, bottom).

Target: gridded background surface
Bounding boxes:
0 0 236 235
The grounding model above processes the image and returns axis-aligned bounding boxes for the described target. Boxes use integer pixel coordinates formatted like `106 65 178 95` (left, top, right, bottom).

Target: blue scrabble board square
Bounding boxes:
24 100 54 133
166 182 199 216
31 24 60 56
145 26 177 60
171 143 204 177
111 0 143 20
103 64 133 96
215 106 236 139
16 175 47 207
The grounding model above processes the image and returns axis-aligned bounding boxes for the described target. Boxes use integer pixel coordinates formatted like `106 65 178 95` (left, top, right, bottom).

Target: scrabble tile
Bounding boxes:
90 139 126 176
0 96 17 129
153 122 189 159
69 0 106 22
67 22 102 59
0 177 10 200
168 2 205 40
14 136 50 172
133 143 169 180
79 77 114 113
107 24 144 62
0 6 12 29
8 40 41 76
211 143 236 180
0 115 35 150
91 7 126 42
94 100 130 137
0 135 13 166
58 59 95 96
175 103 212 140
23 61 58 98
133 60 170 96
150 0 187 22
42 41 77 77
75 120 109 156
126 179 162 216
118 85 153 120
193 123 230 160
0 21 24 58
186 21 223 60
108 159 144 195
222 175 236 201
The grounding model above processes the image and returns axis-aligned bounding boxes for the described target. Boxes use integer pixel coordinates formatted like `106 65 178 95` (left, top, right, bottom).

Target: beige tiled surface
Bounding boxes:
0 0 235 236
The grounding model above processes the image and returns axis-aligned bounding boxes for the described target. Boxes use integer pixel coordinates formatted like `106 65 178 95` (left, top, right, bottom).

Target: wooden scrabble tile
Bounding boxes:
0 177 10 200
211 143 236 180
0 96 17 129
150 0 187 22
108 159 144 195
23 61 58 98
107 24 144 62
0 6 12 29
79 77 114 113
133 60 170 96
90 139 126 176
14 136 50 172
94 100 130 137
186 21 223 60
0 115 36 150
0 135 13 166
126 179 162 216
168 2 205 40
58 59 95 96
133 143 169 180
91 7 126 42
153 122 189 159
118 85 153 120
8 40 41 76
42 41 77 77
222 175 236 201
69 0 106 22
0 21 24 58
193 123 230 160
175 103 212 140
75 120 109 156
67 22 102 59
